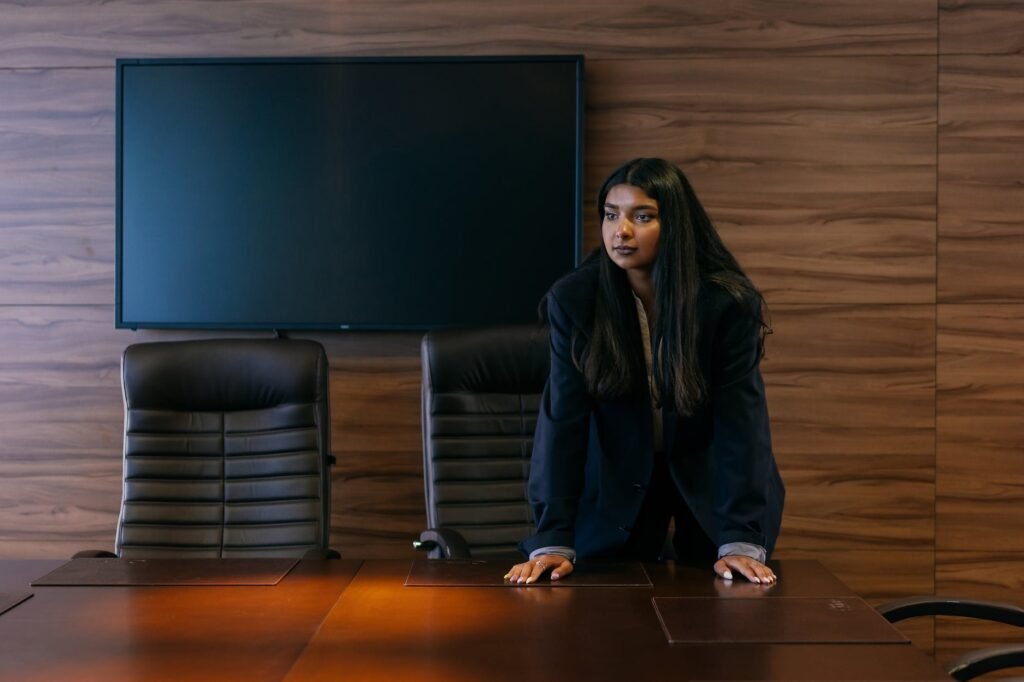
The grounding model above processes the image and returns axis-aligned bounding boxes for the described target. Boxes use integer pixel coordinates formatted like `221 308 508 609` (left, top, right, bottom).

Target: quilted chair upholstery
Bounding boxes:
111 338 335 558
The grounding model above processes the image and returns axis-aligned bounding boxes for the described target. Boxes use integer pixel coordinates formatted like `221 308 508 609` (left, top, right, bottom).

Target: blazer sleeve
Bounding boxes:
709 295 776 550
520 292 593 555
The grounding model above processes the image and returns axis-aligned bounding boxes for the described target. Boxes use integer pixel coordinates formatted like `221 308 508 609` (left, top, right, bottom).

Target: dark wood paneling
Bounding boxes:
0 306 123 557
940 0 1024 55
0 69 114 305
327 352 425 557
586 58 936 304
765 304 935 551
937 304 1024 550
938 56 1024 303
0 0 936 69
935 305 1023 682
935 551 1024 671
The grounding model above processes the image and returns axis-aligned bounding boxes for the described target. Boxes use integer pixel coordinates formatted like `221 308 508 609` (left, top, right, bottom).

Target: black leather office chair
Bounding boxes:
415 325 549 560
877 596 1024 680
80 338 337 559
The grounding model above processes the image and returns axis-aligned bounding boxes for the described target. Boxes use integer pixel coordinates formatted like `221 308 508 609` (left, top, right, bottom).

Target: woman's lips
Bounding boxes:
613 246 637 255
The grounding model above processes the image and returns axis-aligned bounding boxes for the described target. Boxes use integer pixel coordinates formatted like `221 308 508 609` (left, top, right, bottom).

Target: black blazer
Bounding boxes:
520 259 784 559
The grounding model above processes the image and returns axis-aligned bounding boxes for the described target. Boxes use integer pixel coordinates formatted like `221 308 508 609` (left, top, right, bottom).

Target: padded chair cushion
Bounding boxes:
117 339 332 558
421 325 549 560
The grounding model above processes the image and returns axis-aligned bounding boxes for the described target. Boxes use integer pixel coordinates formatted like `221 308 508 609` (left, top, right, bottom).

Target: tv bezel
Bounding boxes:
114 54 584 331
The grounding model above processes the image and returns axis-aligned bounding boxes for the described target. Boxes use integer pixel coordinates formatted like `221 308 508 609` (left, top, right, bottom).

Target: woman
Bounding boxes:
506 158 784 585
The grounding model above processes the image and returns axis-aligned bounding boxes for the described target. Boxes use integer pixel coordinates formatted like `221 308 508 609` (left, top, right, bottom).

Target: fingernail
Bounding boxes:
723 570 733 580
551 572 560 580
503 573 510 580
525 577 535 584
752 577 761 583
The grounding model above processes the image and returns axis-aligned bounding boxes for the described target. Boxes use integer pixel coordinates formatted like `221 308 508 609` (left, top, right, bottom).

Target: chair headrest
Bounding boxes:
421 325 549 394
122 339 327 412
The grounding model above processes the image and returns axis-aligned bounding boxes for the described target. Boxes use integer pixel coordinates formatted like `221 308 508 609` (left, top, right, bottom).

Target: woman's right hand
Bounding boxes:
504 554 575 584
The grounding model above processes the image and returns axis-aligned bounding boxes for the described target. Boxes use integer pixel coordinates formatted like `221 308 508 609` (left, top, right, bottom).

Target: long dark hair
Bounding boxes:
578 158 768 416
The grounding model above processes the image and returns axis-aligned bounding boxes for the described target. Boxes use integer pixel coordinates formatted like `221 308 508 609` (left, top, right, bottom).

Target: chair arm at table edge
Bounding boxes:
876 596 1024 627
72 549 118 558
413 528 472 560
303 547 342 560
947 643 1024 681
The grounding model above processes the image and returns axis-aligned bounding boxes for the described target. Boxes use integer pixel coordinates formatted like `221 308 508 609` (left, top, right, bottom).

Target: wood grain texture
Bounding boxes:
938 56 1024 303
0 0 936 69
765 304 935 550
327 353 425 557
934 307 1023 678
0 306 125 557
935 551 1024 674
940 0 1024 55
937 304 1024 550
585 57 936 304
0 69 114 305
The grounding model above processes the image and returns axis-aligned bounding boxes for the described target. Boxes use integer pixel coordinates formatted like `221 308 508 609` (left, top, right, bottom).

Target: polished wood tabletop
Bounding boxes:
285 560 950 682
0 559 361 682
0 559 950 682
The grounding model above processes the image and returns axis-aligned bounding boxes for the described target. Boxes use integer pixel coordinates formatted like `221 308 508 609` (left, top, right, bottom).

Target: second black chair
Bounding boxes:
416 325 550 560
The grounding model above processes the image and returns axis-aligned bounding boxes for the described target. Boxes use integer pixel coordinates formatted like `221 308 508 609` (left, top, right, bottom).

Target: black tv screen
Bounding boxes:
116 56 583 330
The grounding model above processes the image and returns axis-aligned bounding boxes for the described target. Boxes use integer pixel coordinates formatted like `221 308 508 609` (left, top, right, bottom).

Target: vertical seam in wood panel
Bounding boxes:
932 17 938 651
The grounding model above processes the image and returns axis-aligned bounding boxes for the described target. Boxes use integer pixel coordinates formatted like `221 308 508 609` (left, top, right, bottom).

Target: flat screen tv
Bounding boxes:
116 56 583 330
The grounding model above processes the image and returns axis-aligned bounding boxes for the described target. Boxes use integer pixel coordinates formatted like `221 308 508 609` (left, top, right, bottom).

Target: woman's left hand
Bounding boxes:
713 555 777 584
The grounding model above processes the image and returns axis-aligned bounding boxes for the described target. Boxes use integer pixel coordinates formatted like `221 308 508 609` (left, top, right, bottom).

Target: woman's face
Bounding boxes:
602 184 661 274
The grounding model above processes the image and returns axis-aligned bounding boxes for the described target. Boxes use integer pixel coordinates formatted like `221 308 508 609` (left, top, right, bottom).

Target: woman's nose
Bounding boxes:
616 221 634 239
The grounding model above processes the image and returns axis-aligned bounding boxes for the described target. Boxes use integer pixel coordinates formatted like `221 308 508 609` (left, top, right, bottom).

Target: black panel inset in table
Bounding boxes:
0 592 32 616
31 558 298 586
653 596 909 644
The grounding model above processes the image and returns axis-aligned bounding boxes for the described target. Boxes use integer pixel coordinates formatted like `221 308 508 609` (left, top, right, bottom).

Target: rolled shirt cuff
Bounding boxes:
717 542 767 564
529 546 577 564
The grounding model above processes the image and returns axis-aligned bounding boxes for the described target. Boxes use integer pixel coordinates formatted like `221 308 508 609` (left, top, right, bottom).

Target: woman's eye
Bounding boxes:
635 214 654 223
604 212 618 221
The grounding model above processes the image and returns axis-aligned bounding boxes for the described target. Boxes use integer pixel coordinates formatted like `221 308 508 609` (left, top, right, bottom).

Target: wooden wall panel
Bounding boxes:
327 351 424 558
936 304 1024 673
0 307 123 557
938 56 1024 303
937 304 1024 550
765 304 934 554
0 1 935 69
940 0 1024 55
586 57 936 304
0 69 114 305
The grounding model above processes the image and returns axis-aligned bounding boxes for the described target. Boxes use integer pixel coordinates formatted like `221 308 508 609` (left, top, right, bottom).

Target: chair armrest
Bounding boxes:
413 528 472 560
302 547 342 560
947 644 1024 681
876 596 1024 627
71 549 117 558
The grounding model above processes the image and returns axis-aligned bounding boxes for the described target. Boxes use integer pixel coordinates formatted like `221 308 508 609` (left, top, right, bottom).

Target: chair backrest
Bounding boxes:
117 338 332 558
420 325 550 560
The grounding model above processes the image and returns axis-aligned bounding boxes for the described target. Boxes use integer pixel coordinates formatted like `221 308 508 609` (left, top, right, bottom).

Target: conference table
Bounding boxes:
0 558 951 681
